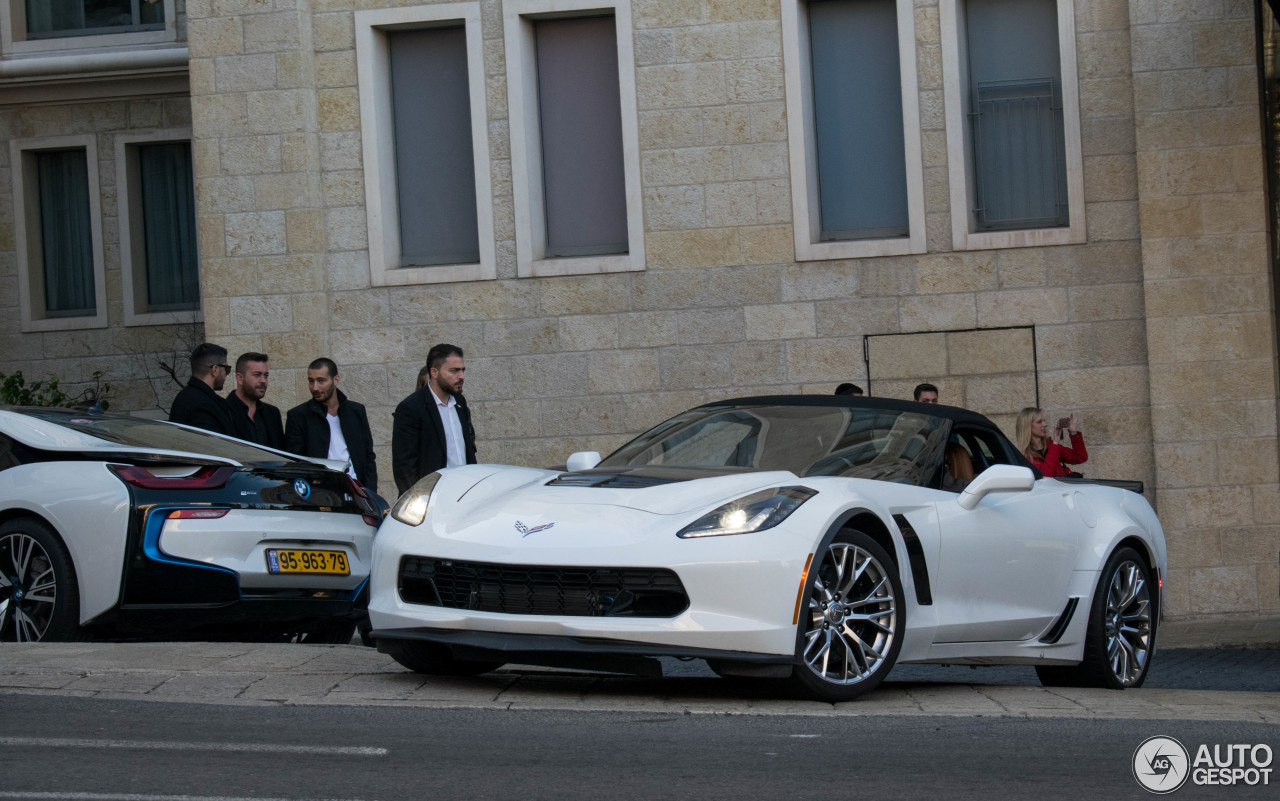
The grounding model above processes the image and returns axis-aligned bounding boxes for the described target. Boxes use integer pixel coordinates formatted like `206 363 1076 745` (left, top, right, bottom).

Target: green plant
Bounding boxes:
0 369 111 410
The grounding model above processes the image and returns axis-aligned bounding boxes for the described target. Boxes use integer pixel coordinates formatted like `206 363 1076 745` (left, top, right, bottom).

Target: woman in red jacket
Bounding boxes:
1016 407 1087 478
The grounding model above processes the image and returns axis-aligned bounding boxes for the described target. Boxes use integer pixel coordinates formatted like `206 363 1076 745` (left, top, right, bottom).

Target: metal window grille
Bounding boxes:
970 78 1068 231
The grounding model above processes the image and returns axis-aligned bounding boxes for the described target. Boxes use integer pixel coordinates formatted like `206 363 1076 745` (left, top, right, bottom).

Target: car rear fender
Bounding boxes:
0 462 131 625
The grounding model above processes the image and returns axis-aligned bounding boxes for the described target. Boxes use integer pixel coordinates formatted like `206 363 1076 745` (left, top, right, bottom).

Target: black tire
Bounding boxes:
789 530 905 702
1036 546 1155 690
381 639 504 676
0 517 82 642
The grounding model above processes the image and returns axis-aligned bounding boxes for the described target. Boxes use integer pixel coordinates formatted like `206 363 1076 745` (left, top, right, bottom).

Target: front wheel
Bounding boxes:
789 531 904 702
1036 546 1155 689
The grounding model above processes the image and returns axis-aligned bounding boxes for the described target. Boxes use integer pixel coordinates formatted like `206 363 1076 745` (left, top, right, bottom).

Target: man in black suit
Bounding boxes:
225 352 284 449
284 358 378 493
169 343 235 435
392 343 477 495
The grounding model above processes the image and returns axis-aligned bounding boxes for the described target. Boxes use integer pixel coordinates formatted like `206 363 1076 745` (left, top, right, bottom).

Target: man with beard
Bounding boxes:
284 357 378 493
225 352 284 449
392 343 477 495
169 343 235 435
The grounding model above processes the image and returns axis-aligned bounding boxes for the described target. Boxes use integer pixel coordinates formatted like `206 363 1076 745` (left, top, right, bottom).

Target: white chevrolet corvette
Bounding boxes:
369 396 1166 701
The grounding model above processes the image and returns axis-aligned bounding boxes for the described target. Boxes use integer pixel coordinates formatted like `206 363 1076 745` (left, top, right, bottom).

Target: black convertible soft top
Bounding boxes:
703 394 1002 429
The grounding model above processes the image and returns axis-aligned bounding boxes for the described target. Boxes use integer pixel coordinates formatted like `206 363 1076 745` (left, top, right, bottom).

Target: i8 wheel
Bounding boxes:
1036 546 1154 690
790 530 904 702
0 518 81 642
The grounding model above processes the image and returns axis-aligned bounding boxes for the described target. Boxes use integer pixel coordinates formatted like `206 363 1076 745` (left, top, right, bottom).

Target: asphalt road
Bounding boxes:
0 694 1275 800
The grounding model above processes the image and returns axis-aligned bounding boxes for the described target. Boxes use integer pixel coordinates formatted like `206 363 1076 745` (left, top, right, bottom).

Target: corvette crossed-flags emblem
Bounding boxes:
514 520 555 537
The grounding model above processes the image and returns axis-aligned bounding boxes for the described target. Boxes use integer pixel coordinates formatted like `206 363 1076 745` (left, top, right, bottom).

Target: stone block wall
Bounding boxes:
0 96 199 413
182 0 1155 498
1129 0 1280 617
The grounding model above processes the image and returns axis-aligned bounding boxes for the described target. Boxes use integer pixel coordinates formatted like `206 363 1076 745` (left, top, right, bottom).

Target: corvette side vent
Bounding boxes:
398 556 689 618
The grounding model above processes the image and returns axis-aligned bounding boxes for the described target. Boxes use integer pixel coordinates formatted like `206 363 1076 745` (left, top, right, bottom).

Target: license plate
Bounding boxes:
266 549 350 575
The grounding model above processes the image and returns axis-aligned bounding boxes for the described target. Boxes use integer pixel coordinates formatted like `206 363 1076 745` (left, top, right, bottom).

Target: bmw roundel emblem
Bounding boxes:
293 478 311 499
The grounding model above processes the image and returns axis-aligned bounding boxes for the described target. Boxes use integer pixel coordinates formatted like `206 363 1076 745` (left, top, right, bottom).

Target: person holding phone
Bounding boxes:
1015 406 1088 478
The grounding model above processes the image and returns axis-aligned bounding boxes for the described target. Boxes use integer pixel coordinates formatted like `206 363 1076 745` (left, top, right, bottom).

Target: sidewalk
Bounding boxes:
1159 614 1280 649
1 622 1277 723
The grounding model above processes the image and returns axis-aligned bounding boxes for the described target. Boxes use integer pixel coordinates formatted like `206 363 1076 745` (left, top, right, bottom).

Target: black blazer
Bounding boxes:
169 377 234 436
284 390 378 493
225 392 284 450
392 386 477 495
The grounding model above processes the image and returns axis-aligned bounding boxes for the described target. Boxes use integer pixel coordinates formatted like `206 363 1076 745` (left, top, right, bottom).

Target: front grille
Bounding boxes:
399 556 689 618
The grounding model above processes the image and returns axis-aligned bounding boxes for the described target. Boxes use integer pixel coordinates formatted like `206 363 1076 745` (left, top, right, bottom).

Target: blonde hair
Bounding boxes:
416 365 431 391
1015 407 1043 460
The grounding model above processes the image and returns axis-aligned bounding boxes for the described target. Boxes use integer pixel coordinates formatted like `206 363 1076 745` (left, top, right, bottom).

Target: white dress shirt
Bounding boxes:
326 413 356 479
429 385 467 468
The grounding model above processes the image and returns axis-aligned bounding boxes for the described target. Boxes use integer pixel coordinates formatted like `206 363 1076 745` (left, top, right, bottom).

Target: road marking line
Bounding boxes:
0 738 386 757
0 794 373 801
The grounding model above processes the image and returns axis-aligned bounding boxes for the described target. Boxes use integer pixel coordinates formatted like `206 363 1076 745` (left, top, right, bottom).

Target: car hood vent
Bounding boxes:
547 466 747 489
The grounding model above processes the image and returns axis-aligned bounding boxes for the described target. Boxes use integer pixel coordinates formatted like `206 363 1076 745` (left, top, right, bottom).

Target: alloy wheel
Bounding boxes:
1104 559 1152 685
0 532 57 642
801 542 897 684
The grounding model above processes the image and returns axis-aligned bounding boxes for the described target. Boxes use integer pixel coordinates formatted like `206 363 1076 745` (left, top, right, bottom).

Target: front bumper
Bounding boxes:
368 513 822 658
372 626 796 677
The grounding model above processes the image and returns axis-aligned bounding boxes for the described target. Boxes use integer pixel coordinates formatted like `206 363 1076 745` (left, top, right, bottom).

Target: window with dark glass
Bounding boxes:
388 25 480 267
965 0 1068 231
35 149 95 317
137 143 199 311
25 0 165 39
533 14 628 257
808 0 909 241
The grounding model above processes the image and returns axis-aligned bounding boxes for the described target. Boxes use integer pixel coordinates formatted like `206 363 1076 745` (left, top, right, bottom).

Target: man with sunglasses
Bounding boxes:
169 342 235 436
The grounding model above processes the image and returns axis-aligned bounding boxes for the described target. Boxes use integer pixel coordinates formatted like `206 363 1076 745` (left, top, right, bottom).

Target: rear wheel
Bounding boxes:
789 531 904 702
1036 546 1154 689
0 518 81 642
381 639 504 676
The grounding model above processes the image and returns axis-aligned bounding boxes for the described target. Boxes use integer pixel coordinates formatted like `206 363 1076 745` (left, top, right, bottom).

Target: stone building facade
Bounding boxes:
0 0 1276 621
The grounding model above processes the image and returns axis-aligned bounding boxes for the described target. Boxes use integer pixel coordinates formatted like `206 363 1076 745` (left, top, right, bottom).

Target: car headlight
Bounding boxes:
677 487 817 538
390 472 441 526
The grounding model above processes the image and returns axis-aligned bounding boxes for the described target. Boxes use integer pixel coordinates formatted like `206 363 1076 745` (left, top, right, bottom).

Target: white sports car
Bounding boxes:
0 407 381 643
369 396 1165 701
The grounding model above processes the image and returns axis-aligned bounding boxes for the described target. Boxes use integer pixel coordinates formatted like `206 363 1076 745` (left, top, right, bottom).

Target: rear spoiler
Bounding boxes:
1054 476 1144 495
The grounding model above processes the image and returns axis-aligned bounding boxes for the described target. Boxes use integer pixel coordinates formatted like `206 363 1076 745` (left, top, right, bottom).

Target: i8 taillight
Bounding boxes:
111 464 235 490
347 476 371 500
168 509 230 520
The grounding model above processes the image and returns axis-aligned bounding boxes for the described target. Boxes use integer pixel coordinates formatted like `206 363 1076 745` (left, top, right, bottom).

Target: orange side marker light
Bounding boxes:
792 553 814 625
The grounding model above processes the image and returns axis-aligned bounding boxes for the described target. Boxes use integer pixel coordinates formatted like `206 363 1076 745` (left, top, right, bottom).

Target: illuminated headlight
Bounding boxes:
390 472 442 526
677 487 817 538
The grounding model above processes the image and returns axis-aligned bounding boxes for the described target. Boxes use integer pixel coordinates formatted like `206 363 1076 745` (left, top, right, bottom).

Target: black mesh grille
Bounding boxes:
398 556 689 618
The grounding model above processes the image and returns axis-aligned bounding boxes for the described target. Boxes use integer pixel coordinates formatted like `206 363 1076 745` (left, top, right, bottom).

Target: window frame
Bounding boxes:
11 134 106 333
115 128 201 328
355 2 495 286
939 0 1086 251
503 0 644 279
0 0 178 55
781 0 926 261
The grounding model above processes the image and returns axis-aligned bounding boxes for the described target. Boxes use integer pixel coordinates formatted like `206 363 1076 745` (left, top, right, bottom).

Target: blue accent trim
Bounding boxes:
143 507 241 587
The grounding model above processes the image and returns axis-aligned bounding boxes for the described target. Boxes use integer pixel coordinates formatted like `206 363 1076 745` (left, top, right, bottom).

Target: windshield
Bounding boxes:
22 411 295 465
600 404 951 486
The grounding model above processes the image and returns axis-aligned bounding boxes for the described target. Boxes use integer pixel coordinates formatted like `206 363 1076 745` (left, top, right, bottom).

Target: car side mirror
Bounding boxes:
565 451 602 471
957 464 1035 510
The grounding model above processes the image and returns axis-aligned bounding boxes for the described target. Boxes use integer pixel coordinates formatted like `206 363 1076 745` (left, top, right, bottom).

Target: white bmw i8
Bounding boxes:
369 396 1165 701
